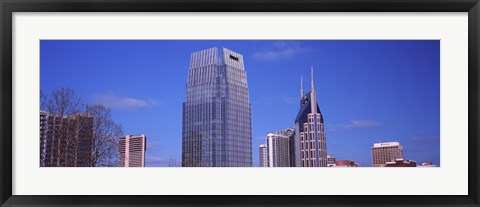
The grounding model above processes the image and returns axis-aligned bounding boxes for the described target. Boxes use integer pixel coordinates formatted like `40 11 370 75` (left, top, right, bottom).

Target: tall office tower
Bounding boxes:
259 144 268 167
182 47 252 167
293 68 328 167
118 134 146 167
371 142 403 167
266 132 291 167
272 128 295 167
39 111 93 167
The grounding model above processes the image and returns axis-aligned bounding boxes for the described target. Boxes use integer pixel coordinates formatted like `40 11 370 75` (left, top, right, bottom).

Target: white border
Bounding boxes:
13 12 468 195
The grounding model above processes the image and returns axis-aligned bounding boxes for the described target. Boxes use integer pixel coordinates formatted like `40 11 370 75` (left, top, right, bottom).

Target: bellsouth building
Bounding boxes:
182 47 252 167
293 68 328 167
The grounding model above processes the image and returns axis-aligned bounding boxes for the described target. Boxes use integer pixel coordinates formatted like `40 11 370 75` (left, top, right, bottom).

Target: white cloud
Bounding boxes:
145 156 167 163
328 120 381 131
91 92 160 110
253 41 313 61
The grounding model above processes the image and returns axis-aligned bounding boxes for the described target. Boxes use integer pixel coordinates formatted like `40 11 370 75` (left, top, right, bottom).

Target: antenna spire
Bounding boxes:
300 76 304 98
310 66 318 114
311 66 315 91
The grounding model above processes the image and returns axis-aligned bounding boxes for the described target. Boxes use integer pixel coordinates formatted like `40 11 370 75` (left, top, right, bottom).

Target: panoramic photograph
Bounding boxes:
39 40 440 167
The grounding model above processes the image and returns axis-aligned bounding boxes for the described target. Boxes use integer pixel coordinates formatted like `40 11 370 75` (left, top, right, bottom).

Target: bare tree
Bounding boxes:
40 88 122 167
40 90 47 111
87 104 123 167
42 88 84 167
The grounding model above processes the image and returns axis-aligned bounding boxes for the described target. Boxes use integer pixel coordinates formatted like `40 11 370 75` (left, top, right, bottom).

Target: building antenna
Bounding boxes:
310 66 318 114
300 76 304 98
311 66 315 91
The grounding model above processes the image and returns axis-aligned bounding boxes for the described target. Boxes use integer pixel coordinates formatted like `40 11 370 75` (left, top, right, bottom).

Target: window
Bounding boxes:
229 55 239 61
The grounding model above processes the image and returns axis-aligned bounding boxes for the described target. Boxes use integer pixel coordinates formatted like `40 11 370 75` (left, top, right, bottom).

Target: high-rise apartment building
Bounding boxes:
293 68 328 167
277 128 295 137
270 128 296 167
118 134 146 167
266 132 291 167
259 144 268 167
182 47 252 167
371 142 403 167
40 111 93 167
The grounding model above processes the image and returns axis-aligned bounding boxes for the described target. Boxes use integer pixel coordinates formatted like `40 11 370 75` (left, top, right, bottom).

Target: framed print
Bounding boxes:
1 0 479 206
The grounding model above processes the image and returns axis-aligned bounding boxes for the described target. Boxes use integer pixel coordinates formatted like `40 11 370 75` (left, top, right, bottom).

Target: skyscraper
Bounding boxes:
118 134 146 167
266 132 291 167
293 67 328 167
277 128 296 167
371 142 403 167
259 144 268 167
182 47 252 167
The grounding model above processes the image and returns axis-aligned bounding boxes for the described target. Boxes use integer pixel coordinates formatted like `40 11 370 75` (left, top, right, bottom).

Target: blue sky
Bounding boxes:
40 40 440 167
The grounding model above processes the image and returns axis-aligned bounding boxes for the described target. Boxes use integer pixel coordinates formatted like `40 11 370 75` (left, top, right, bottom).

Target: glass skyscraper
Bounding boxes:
293 68 328 167
182 47 252 167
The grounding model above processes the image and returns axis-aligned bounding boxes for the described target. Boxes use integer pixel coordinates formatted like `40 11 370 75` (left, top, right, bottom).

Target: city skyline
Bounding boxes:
40 40 440 167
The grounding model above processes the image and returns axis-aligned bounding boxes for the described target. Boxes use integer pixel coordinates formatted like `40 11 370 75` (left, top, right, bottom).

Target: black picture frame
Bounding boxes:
1 0 479 206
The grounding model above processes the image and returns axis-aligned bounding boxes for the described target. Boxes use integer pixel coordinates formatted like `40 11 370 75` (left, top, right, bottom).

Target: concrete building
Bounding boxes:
40 111 93 167
259 144 268 167
371 142 403 167
119 134 146 167
327 155 336 167
275 128 296 166
266 132 291 167
40 111 49 167
385 158 416 167
182 47 252 167
293 67 328 167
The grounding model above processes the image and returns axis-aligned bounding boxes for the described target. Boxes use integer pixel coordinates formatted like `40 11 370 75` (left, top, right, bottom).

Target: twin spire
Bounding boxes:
300 66 318 114
300 66 317 98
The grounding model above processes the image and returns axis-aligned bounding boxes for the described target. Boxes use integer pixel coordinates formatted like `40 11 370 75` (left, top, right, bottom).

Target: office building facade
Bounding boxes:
293 68 328 167
40 111 93 167
266 132 291 167
118 134 146 167
371 142 403 167
182 47 252 167
259 144 268 167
